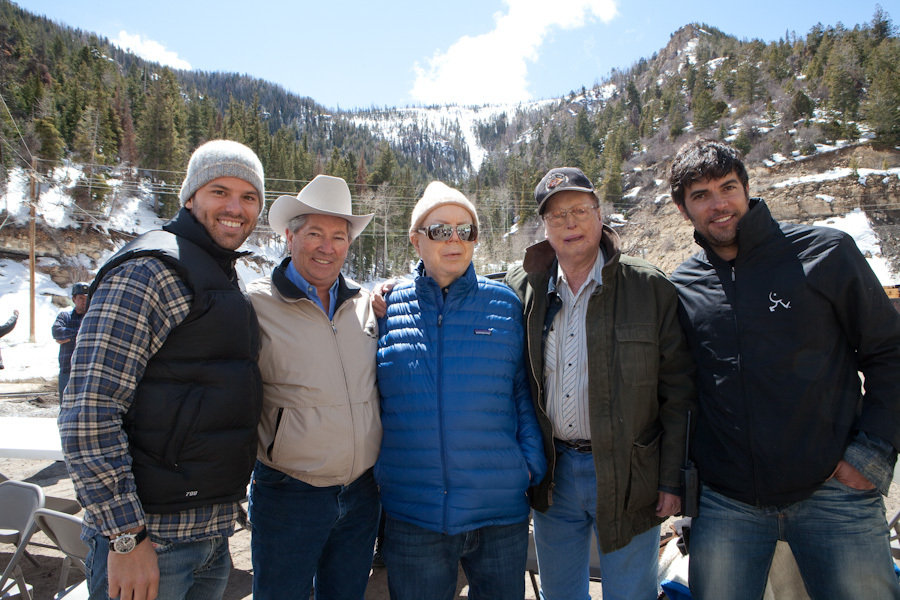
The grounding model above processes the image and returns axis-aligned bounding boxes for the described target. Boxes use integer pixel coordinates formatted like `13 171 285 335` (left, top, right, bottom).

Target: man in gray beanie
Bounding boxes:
60 139 266 600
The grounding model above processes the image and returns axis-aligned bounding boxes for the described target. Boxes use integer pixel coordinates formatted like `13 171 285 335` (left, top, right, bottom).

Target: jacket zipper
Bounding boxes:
727 263 760 505
437 303 450 531
331 301 359 481
526 294 555 506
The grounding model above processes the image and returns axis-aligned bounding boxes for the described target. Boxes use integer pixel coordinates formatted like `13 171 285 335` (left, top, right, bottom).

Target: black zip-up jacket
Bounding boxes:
671 199 900 506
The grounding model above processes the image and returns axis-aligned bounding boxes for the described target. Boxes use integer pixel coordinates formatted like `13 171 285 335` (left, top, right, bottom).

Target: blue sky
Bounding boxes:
14 0 891 110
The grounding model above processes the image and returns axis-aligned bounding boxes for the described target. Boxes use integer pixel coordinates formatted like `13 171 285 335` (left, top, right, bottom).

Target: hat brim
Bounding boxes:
537 186 600 213
268 194 374 241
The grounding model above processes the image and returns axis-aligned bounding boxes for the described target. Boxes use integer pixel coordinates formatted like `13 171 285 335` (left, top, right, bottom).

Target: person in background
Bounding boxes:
504 167 695 600
247 174 381 600
0 308 18 370
376 181 546 600
669 138 900 599
52 282 89 395
59 139 266 600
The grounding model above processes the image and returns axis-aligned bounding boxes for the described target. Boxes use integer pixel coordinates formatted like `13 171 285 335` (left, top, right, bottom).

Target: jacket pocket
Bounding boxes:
625 424 661 512
615 323 657 387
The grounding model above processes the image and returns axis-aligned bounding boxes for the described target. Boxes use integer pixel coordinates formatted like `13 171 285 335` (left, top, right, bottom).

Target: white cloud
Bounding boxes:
113 31 192 70
410 0 617 106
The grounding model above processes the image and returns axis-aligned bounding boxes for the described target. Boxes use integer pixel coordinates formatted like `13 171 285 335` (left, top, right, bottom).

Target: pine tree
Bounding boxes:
137 69 185 215
863 38 900 146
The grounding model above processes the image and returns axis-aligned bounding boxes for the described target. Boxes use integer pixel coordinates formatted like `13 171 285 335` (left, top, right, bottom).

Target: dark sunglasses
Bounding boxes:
417 223 478 242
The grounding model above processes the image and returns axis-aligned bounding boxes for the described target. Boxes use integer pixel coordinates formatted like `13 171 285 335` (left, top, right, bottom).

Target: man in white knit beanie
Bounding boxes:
60 139 266 600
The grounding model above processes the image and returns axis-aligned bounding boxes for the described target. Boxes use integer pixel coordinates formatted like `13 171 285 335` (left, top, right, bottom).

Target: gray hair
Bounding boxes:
287 214 309 234
286 214 351 236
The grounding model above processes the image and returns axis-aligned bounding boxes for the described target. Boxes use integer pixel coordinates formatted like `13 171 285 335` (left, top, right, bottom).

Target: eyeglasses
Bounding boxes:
543 203 598 227
416 223 478 242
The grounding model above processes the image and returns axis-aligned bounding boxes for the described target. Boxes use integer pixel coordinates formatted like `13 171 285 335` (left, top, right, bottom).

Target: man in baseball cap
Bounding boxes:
51 282 90 396
60 139 266 600
504 166 695 600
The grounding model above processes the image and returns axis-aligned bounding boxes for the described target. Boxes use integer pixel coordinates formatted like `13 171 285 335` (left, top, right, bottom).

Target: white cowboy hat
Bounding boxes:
267 174 374 241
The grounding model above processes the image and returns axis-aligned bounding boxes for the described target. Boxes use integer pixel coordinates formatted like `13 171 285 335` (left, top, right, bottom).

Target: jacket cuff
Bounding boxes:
843 431 897 496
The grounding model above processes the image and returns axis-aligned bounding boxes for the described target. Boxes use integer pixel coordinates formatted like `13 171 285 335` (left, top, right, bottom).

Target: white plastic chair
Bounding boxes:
0 480 45 600
33 508 89 598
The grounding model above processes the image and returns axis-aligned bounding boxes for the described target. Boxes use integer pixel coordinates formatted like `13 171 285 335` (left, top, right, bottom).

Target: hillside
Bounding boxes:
0 1 898 283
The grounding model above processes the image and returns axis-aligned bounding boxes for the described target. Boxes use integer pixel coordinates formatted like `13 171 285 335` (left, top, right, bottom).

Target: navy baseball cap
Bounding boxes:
71 282 90 297
534 167 600 214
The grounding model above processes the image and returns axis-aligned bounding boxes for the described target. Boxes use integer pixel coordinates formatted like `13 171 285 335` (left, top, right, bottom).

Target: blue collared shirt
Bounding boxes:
285 260 340 319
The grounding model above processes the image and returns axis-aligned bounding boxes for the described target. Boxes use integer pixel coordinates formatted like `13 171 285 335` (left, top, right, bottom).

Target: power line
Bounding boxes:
0 91 34 165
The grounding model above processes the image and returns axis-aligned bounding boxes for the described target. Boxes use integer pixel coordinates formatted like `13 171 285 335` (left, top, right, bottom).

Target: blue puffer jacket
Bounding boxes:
376 262 547 535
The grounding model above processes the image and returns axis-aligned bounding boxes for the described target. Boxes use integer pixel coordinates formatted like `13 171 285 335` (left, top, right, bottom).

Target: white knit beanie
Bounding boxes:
409 181 480 234
179 140 266 215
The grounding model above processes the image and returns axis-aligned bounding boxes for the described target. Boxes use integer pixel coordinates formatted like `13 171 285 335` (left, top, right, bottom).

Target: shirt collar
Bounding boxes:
285 261 340 318
554 247 605 297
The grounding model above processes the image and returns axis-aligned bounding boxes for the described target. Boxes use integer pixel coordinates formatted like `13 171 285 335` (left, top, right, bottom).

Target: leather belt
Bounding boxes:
555 438 592 453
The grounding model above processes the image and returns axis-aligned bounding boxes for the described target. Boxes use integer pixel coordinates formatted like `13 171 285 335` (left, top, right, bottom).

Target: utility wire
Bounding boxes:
0 91 34 164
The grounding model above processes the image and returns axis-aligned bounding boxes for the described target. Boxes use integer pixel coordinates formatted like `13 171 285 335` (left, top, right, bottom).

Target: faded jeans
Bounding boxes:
690 480 900 599
85 532 230 600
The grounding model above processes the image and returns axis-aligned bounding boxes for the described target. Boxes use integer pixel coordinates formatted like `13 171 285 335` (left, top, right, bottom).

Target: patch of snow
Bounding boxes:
814 209 899 285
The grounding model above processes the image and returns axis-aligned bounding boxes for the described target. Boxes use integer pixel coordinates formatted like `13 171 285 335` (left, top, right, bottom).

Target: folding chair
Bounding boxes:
33 509 89 599
0 474 81 516
0 480 45 600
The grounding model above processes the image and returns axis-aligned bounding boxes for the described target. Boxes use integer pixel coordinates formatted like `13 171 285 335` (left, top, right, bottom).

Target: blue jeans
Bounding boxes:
85 531 230 600
249 461 380 600
58 370 70 398
690 480 900 600
382 515 528 600
532 444 660 600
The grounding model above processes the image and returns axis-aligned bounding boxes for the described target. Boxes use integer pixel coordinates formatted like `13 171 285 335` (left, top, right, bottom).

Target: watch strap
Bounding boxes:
108 527 148 553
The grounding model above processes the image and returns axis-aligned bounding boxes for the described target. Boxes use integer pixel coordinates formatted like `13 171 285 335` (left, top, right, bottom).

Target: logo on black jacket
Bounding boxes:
768 292 791 312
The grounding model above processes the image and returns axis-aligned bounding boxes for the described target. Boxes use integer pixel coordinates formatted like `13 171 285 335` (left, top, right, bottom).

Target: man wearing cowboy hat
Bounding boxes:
247 174 381 599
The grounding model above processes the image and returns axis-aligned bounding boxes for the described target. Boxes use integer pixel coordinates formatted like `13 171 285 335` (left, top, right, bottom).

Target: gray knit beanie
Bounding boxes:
179 140 266 215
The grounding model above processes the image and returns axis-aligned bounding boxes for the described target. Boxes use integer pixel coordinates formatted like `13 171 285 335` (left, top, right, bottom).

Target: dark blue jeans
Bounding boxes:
382 515 529 600
248 461 380 600
85 532 230 600
58 370 70 398
690 480 900 599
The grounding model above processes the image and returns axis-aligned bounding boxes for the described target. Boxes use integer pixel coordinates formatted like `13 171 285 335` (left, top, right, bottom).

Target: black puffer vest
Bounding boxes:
91 209 263 513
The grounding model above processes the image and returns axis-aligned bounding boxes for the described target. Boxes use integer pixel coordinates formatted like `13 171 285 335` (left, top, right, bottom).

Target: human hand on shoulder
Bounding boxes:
371 278 399 319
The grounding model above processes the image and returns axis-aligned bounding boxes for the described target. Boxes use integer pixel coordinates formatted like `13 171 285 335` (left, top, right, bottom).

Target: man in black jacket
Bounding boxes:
669 138 900 600
60 140 265 600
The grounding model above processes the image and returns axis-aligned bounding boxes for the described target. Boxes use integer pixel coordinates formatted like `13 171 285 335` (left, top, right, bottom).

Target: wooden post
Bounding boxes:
29 157 37 342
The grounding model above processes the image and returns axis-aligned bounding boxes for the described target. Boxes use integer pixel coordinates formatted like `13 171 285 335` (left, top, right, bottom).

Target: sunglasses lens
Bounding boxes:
424 224 477 241
457 224 476 241
427 224 453 241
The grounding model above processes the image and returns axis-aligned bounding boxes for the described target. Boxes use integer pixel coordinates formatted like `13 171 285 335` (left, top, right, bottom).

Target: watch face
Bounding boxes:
113 534 137 553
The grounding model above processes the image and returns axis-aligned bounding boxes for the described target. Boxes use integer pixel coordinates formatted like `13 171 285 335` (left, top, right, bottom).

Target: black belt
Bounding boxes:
555 438 592 453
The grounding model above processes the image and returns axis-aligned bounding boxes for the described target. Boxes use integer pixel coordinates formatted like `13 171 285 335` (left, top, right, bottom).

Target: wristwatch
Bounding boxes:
108 528 148 554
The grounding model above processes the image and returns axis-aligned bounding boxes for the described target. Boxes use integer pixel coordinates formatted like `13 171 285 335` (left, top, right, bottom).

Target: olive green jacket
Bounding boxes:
504 225 695 553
